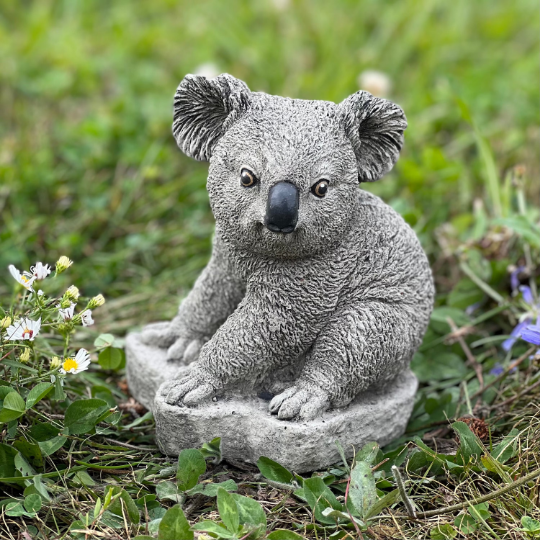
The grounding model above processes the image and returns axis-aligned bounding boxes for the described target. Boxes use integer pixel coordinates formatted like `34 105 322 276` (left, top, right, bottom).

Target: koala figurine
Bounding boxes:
141 74 434 421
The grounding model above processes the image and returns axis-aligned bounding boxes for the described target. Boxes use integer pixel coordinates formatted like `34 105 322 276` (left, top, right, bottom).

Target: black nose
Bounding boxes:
264 182 299 234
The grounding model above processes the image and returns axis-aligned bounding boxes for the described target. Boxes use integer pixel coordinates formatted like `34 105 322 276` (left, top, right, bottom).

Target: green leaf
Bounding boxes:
13 437 43 469
430 523 457 539
303 477 343 525
192 521 236 538
23 493 42 513
0 391 26 423
365 488 400 519
5 500 34 517
176 448 206 492
349 461 377 519
25 382 53 409
430 307 470 334
354 441 379 466
156 481 182 503
447 278 484 309
188 479 238 497
158 505 193 540
218 487 239 533
38 435 68 456
106 487 140 524
64 398 109 435
267 530 305 540
256 456 294 485
469 502 491 522
452 421 484 463
94 333 116 348
29 422 67 457
232 493 267 539
200 436 222 463
492 428 519 463
454 514 477 534
521 516 540 534
98 347 124 370
411 352 467 383
52 376 66 401
0 386 15 404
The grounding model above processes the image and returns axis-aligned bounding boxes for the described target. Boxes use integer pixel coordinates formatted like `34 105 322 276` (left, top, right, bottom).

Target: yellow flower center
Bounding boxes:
63 358 78 372
21 275 30 283
22 328 33 339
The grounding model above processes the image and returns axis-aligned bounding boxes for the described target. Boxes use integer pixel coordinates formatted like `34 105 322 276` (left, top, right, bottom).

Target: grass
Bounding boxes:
0 0 539 538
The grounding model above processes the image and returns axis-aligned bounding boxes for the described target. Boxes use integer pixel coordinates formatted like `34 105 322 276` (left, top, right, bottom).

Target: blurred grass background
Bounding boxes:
0 0 538 333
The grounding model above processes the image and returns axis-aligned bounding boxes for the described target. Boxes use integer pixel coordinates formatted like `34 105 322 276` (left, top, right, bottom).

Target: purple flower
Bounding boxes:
502 319 532 352
519 285 534 305
503 286 539 352
510 265 526 293
490 363 504 376
522 319 540 346
490 362 517 376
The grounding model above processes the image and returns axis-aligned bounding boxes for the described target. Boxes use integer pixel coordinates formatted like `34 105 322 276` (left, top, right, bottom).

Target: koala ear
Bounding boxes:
339 91 407 182
172 73 251 161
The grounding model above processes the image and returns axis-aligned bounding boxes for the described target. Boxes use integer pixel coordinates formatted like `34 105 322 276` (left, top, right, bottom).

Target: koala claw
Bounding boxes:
166 338 205 364
140 322 178 348
164 372 216 406
270 385 330 421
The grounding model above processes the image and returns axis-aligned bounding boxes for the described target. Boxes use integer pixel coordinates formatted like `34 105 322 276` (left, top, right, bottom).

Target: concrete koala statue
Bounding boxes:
141 73 434 421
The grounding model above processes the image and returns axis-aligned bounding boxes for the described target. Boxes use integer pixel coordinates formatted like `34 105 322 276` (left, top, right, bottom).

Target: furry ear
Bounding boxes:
339 91 407 182
172 73 251 161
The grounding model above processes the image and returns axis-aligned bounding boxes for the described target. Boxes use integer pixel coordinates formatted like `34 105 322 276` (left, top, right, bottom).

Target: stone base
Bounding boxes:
126 333 418 473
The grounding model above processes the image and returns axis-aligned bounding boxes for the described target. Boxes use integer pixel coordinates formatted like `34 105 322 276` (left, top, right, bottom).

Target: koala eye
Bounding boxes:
240 168 258 188
311 179 329 198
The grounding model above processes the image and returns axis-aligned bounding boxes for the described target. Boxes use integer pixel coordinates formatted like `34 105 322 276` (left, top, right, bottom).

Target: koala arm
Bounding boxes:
141 237 246 361
164 262 342 405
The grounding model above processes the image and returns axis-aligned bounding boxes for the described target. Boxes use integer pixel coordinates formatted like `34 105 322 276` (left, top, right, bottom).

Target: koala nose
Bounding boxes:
264 182 299 234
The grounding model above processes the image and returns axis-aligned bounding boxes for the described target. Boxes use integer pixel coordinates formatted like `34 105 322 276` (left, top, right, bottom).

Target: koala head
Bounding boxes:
172 74 406 259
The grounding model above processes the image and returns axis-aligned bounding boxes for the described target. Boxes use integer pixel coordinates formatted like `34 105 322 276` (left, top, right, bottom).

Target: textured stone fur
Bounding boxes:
141 74 434 421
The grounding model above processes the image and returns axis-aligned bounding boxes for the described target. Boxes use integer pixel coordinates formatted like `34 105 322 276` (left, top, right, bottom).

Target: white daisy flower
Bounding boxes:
59 348 91 375
58 302 76 321
6 317 41 341
81 310 94 327
8 265 36 291
31 262 52 280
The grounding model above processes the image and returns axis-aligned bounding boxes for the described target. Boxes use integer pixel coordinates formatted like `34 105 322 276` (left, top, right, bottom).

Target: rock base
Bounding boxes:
126 333 418 472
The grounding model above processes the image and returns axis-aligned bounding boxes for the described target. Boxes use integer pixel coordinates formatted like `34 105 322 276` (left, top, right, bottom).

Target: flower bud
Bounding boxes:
88 294 105 309
0 316 12 330
50 356 62 369
64 285 80 302
19 348 31 364
55 256 73 274
60 297 73 309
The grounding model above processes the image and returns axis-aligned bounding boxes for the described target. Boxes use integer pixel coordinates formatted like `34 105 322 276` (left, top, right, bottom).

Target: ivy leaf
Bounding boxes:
157 505 193 540
176 448 206 492
256 456 293 485
217 487 239 533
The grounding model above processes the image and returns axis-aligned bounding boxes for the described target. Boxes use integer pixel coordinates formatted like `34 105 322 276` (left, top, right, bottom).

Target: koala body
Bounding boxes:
141 74 434 421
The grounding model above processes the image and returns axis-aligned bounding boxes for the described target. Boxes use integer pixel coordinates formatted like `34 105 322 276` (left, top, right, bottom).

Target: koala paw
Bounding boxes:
166 337 207 364
140 322 179 348
269 385 330 421
164 369 218 406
